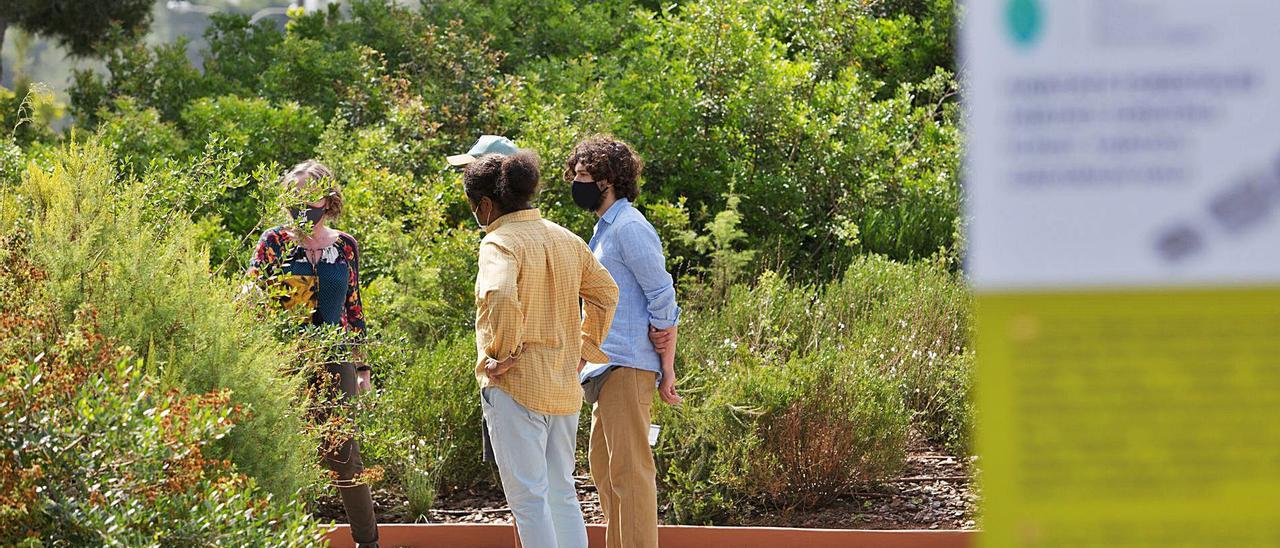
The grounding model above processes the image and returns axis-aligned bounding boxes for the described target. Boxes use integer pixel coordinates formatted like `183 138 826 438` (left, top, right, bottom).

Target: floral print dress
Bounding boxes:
249 227 366 355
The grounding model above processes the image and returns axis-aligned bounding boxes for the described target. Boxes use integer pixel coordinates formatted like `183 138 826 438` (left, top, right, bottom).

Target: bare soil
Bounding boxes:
315 433 978 530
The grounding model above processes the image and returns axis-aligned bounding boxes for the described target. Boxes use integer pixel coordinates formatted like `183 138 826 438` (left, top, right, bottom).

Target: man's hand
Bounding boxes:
649 325 677 354
484 356 516 380
651 325 680 405
578 358 587 374
658 368 682 406
355 368 372 395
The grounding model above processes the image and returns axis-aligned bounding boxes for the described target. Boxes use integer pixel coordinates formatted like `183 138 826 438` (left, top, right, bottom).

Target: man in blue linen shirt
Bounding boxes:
566 135 680 548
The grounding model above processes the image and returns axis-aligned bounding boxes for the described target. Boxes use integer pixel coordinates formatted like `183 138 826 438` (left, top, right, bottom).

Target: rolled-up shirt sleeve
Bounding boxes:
617 222 681 330
476 241 524 362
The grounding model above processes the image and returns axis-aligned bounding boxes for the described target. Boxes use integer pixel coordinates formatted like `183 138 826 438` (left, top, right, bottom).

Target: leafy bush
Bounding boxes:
360 334 489 507
0 240 323 546
70 39 208 126
64 0 962 276
7 140 320 498
94 96 190 175
179 95 324 173
0 136 23 184
656 258 972 522
591 0 961 275
659 349 908 522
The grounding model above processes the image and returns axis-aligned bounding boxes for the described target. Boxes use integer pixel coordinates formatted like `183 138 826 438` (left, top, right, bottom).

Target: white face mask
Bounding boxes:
472 202 488 228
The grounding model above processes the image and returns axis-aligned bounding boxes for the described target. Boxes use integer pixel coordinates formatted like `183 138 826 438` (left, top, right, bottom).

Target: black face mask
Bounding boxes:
572 180 604 211
290 205 326 224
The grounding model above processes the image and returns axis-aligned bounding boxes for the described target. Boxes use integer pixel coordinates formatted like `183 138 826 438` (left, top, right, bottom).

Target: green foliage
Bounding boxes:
659 349 909 522
1 81 63 146
358 333 490 514
313 119 479 341
594 0 961 275
19 0 972 523
0 136 23 184
852 0 956 96
0 0 153 57
691 194 757 294
201 14 287 98
12 140 320 498
179 95 324 173
0 237 323 546
72 39 210 126
417 0 648 68
658 258 972 522
94 96 190 175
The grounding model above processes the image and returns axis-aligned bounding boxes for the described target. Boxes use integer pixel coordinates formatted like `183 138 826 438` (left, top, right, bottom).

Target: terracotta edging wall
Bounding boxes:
324 524 975 548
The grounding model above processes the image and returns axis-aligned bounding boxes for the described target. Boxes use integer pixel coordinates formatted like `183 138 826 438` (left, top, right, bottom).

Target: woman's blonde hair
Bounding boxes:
283 159 343 219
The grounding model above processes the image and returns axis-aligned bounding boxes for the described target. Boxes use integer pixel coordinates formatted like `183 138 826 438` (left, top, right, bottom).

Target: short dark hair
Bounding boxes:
563 135 643 202
463 149 542 213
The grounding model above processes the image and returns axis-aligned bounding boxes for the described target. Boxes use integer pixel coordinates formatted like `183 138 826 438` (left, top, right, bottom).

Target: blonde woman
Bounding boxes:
248 160 378 548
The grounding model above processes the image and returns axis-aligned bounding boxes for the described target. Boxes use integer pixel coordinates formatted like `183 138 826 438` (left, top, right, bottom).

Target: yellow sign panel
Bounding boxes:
977 287 1280 546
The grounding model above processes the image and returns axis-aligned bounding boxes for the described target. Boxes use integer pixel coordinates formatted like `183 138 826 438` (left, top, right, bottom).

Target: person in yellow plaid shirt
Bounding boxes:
463 148 618 548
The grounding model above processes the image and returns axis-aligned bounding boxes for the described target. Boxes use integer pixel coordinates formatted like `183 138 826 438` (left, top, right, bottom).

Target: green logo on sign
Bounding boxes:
1005 0 1043 48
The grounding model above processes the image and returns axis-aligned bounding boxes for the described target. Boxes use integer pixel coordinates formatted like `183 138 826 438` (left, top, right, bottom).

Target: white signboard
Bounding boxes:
965 0 1280 290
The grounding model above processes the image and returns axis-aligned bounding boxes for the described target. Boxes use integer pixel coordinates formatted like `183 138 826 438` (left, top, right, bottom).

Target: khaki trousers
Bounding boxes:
589 367 659 548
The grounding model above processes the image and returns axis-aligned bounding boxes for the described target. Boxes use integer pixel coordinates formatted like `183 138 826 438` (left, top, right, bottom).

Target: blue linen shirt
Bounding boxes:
579 199 681 382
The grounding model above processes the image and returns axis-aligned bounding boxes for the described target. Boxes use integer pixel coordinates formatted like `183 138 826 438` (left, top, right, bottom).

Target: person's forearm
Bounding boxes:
660 342 676 371
478 291 525 361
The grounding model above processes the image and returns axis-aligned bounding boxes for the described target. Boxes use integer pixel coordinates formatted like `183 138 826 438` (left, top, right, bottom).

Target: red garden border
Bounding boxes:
325 524 975 548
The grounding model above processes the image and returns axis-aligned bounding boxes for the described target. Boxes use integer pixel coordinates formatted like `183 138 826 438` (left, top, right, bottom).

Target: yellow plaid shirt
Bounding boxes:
474 209 619 415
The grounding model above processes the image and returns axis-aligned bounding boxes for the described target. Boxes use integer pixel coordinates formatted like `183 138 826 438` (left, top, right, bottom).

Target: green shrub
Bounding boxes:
94 96 190 175
63 0 963 277
313 121 480 342
656 258 972 522
70 40 209 126
595 0 961 275
823 255 971 452
657 349 908 522
0 250 323 546
358 333 490 514
418 0 646 68
0 136 23 185
745 354 907 506
201 14 288 99
258 33 371 120
852 0 956 97
11 140 320 498
179 95 324 172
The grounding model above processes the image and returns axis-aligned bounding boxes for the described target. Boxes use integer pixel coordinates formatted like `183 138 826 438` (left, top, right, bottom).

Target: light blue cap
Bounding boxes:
447 135 518 166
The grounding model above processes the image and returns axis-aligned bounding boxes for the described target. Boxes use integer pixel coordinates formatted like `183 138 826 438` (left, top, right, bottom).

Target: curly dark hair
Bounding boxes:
563 135 643 202
463 150 542 213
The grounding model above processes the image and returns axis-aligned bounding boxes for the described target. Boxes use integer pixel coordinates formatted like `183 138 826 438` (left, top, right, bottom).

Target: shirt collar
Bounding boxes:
484 208 541 233
599 198 631 225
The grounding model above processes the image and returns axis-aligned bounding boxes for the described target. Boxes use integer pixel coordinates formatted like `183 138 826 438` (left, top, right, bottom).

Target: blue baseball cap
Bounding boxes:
447 135 519 166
